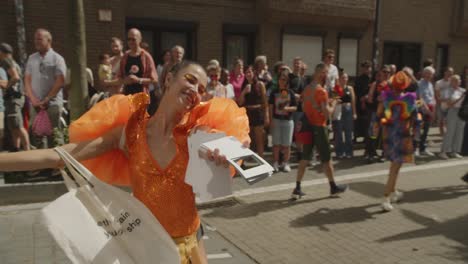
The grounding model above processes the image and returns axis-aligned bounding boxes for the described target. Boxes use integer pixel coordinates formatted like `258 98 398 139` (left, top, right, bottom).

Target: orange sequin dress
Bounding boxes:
69 93 249 238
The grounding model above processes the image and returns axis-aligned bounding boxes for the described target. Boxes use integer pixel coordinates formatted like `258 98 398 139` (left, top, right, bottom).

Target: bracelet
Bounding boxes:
138 78 143 85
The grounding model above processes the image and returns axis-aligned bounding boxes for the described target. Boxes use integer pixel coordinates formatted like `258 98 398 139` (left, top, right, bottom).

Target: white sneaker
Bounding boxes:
390 190 404 203
414 149 420 157
453 153 463 159
283 163 291 172
439 152 449 160
273 162 279 172
381 197 394 212
422 150 435 157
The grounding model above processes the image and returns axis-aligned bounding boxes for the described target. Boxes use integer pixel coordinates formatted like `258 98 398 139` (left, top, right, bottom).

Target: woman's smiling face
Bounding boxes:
168 64 208 112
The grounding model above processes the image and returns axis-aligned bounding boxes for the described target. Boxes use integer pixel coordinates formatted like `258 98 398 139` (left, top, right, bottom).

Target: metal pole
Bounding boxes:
13 0 27 68
68 0 88 120
371 0 381 73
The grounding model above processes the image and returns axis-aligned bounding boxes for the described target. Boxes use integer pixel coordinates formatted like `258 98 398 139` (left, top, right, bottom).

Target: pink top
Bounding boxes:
229 71 245 98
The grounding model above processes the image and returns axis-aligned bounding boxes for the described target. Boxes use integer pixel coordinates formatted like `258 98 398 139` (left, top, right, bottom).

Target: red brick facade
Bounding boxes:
1 0 468 76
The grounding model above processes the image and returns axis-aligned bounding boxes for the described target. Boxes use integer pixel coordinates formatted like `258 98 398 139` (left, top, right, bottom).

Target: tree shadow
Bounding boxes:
289 204 382 231
378 209 468 262
202 196 331 219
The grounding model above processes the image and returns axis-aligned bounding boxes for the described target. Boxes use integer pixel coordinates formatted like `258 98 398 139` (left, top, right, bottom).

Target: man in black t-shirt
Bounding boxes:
118 28 158 95
354 61 372 139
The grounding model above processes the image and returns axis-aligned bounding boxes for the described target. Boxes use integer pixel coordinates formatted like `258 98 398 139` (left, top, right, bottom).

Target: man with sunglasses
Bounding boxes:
118 28 158 95
24 28 66 149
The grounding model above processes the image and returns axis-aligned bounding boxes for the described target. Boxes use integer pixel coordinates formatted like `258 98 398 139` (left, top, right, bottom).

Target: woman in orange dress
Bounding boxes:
0 61 250 264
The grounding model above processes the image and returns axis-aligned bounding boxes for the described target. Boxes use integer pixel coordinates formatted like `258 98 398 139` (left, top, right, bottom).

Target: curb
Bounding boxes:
0 182 67 206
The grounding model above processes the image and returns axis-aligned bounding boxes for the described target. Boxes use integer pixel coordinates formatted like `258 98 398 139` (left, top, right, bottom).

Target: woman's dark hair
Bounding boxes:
159 49 171 64
278 70 290 89
241 65 258 91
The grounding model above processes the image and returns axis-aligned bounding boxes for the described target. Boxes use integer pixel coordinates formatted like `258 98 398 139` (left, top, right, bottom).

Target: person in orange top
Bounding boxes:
0 61 250 264
293 63 348 199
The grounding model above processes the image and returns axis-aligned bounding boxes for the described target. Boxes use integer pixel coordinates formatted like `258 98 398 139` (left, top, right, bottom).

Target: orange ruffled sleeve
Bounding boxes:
193 98 250 144
69 95 133 186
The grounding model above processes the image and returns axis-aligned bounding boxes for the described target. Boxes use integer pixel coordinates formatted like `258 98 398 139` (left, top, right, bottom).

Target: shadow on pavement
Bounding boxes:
348 181 386 199
289 204 382 231
348 181 468 202
401 184 468 204
203 197 330 219
378 209 468 262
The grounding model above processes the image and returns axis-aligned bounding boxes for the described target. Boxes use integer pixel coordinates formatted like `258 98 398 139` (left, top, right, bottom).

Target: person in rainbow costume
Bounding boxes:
377 71 421 212
0 61 250 263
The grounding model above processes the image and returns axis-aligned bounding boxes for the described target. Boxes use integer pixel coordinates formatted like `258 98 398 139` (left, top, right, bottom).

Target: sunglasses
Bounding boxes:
184 73 205 92
39 61 45 74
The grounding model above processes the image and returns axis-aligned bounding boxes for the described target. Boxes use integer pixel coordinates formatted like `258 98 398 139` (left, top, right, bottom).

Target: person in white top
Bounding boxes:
220 68 235 99
323 49 341 142
439 75 466 159
323 49 339 93
434 67 454 136
200 64 227 102
103 37 124 95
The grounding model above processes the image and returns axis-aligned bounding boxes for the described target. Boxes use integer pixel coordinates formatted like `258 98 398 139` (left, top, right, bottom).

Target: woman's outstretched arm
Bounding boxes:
0 126 123 172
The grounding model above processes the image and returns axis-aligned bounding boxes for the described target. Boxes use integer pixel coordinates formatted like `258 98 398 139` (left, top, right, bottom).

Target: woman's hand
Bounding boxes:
202 148 229 168
243 84 251 94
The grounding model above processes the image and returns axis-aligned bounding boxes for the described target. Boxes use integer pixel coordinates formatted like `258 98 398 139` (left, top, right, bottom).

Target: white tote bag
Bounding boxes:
41 147 180 264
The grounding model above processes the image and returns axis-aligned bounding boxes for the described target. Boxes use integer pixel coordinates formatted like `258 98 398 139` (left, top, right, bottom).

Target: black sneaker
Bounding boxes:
291 188 306 199
330 184 348 197
462 173 468 183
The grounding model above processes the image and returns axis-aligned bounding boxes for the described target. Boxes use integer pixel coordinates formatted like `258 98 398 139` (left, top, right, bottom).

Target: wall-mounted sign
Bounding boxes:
98 9 112 22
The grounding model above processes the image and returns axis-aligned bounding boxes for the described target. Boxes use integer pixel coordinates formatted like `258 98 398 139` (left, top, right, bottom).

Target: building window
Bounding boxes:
282 34 323 71
225 35 250 69
338 38 358 76
126 18 196 61
223 25 256 69
436 44 449 77
383 42 422 72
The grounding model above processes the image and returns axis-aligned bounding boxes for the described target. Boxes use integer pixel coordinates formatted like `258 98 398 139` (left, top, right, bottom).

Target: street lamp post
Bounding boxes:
371 0 382 73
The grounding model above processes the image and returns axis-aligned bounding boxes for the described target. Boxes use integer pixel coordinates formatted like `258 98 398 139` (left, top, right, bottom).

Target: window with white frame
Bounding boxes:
338 38 358 76
282 34 323 71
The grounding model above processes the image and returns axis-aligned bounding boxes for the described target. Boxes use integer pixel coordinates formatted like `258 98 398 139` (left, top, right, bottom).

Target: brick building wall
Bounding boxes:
1 0 467 78
379 0 468 73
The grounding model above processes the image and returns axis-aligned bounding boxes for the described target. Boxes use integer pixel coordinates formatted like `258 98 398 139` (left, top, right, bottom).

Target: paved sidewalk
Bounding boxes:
200 163 468 264
0 203 256 264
